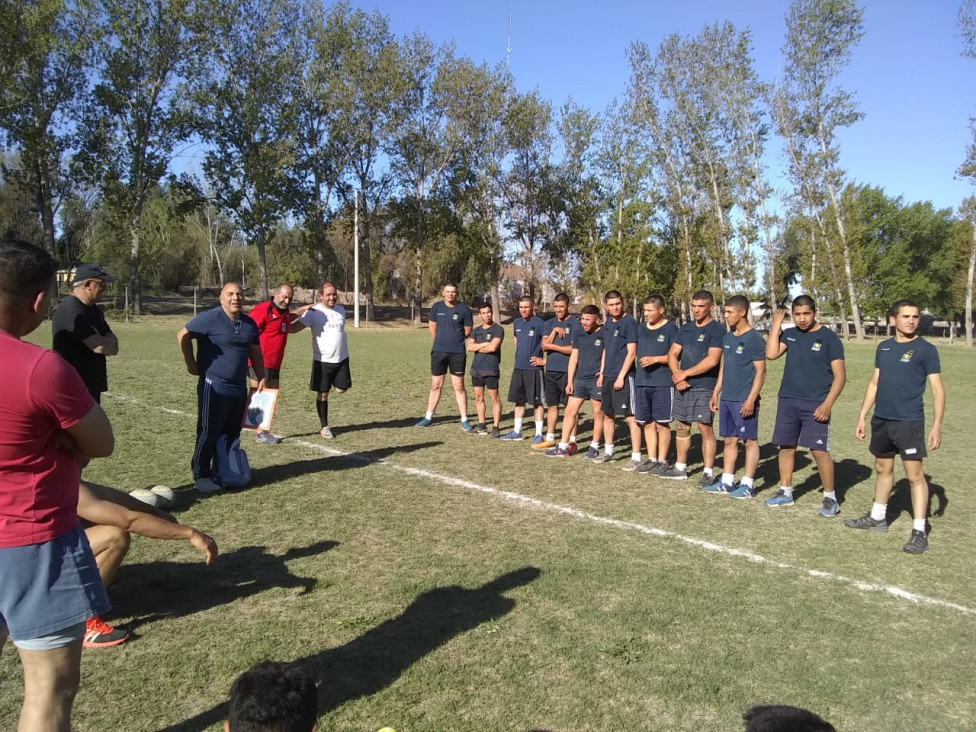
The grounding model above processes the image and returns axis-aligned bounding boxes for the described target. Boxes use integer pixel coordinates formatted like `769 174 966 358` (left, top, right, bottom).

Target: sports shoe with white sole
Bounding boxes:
460 420 474 433
728 483 756 499
255 431 282 444
843 513 888 533
83 616 130 648
532 438 558 450
765 489 795 508
414 417 432 427
500 430 524 440
903 529 928 554
818 497 839 517
622 459 642 472
658 465 688 480
584 446 600 460
703 480 734 495
320 426 334 439
591 453 615 464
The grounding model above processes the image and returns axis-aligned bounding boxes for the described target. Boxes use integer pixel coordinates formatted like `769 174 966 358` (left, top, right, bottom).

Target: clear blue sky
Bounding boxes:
352 0 973 213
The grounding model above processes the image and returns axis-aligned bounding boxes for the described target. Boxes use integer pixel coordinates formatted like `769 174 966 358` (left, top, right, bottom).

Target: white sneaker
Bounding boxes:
320 426 334 439
194 477 223 494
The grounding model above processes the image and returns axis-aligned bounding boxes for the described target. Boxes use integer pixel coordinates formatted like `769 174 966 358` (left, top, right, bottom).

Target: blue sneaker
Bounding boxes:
500 430 523 440
546 446 571 458
460 420 473 433
728 483 756 499
415 417 432 427
704 479 735 495
818 497 839 517
255 431 282 444
584 446 600 460
532 434 545 445
764 489 794 507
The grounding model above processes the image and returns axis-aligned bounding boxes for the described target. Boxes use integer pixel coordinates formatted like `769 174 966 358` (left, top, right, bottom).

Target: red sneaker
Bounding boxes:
566 442 579 455
83 616 130 648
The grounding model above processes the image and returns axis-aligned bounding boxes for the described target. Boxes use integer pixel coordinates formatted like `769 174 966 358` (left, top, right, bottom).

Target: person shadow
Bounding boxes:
154 566 542 732
110 541 338 631
792 458 872 503
886 475 948 533
751 443 812 492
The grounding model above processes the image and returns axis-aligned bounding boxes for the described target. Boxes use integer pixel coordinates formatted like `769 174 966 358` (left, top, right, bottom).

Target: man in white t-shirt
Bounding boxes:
291 282 351 438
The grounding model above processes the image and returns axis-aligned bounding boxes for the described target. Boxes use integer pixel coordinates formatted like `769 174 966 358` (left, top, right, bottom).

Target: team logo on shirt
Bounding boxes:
657 334 666 342
594 339 602 347
529 329 535 337
811 340 822 351
901 350 914 363
697 333 705 342
735 342 744 354
452 313 458 320
613 328 620 337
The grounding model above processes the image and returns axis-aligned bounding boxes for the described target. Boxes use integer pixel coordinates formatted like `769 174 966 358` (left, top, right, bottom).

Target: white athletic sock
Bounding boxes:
823 490 836 500
722 472 735 486
534 420 543 436
460 414 468 424
425 411 433 421
740 476 754 488
590 441 600 449
912 518 926 533
780 485 793 496
558 442 569 450
871 502 887 521
514 418 523 433
570 435 578 444
546 432 555 442
631 452 641 462
605 445 615 456
676 462 688 471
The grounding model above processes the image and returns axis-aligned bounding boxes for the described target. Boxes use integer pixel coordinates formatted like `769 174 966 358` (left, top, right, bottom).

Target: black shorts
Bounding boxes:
432 351 466 377
601 373 636 417
572 376 602 402
249 366 281 383
508 368 544 405
310 358 352 393
869 416 926 460
471 370 500 390
544 371 568 407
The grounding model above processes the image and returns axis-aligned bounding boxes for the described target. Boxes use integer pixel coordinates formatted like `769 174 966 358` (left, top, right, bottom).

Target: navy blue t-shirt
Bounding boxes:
778 325 845 402
430 301 473 354
874 337 940 422
720 328 766 402
675 319 725 390
636 320 678 387
513 316 546 370
470 323 504 374
185 306 259 384
572 328 605 380
602 314 638 379
544 316 581 373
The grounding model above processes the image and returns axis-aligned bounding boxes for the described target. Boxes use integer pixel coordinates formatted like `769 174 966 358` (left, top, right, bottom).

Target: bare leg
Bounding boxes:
743 438 759 479
84 525 131 588
450 374 467 419
474 386 486 424
643 422 657 460
722 436 739 479
778 446 797 486
590 400 605 444
902 459 929 521
626 416 641 454
561 399 583 443
655 423 672 462
811 449 834 493
675 420 692 464
546 405 559 437
488 389 501 427
18 641 83 732
700 423 717 470
425 374 446 415
873 456 896 504
602 414 616 449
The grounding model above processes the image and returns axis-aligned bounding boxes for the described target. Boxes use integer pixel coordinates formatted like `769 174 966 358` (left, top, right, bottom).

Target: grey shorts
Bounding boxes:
672 387 714 424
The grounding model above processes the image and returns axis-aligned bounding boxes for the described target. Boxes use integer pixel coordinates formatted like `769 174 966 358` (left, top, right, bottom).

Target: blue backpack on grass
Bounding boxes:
215 435 251 488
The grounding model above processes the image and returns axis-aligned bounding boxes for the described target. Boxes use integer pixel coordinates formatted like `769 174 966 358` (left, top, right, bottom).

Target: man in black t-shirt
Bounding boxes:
416 283 474 430
52 263 119 403
466 303 504 436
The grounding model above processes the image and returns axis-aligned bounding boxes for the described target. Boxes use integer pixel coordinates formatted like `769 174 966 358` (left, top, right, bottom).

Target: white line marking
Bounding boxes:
104 392 976 617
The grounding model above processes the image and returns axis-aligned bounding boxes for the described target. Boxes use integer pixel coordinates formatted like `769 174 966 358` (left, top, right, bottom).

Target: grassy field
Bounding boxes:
2 317 975 731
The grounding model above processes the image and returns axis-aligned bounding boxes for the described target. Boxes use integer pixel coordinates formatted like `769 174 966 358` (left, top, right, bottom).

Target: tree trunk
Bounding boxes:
966 224 975 348
128 205 143 315
256 229 269 301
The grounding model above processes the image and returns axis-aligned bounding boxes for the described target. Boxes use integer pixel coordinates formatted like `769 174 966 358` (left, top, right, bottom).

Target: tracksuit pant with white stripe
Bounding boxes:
192 376 247 481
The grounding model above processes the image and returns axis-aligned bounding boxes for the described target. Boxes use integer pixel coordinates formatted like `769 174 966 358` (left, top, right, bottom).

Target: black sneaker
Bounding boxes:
903 530 928 554
472 423 488 435
843 513 888 533
490 427 500 439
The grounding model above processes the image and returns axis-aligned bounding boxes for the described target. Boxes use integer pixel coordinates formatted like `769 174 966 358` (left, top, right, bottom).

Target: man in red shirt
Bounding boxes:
0 239 115 732
248 284 307 444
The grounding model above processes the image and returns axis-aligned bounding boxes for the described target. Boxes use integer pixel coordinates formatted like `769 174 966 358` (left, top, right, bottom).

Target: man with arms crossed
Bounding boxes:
546 304 605 459
290 282 350 439
52 262 119 403
533 293 581 450
502 296 547 441
845 299 945 554
178 283 265 494
663 289 725 484
416 283 473 430
705 295 766 498
248 283 307 444
0 239 114 732
634 294 679 475
596 290 641 467
466 302 504 437
764 295 846 516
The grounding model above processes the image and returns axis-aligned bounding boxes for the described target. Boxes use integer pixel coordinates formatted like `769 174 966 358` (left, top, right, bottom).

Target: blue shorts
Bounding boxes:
772 397 830 450
0 524 109 644
572 376 602 401
719 399 760 440
635 385 674 424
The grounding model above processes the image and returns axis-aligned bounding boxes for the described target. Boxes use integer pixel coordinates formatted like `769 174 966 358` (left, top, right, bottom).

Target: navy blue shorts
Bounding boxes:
544 371 568 407
431 351 466 377
572 376 602 401
635 385 674 424
0 524 109 642
471 369 500 390
772 397 830 450
719 399 759 440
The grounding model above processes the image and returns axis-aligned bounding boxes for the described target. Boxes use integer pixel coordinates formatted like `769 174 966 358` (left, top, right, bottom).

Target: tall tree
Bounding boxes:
958 0 976 346
781 0 866 339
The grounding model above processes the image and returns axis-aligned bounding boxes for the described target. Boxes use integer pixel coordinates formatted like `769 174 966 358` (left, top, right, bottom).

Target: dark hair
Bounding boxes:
553 293 570 305
227 661 317 732
0 239 56 302
603 289 622 302
743 705 835 732
478 301 493 310
791 294 816 311
643 293 666 309
889 299 919 317
442 282 458 290
725 295 749 312
518 295 534 305
581 304 600 317
319 281 336 294
692 289 713 303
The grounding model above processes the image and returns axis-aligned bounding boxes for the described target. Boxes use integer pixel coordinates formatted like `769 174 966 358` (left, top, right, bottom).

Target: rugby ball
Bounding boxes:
130 488 160 507
150 485 175 509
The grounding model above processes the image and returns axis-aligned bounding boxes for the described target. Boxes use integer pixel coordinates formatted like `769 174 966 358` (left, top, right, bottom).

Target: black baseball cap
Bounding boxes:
73 263 115 285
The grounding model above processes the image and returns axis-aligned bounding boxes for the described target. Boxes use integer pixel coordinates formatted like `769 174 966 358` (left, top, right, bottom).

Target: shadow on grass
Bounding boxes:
112 540 338 627
792 458 872 503
886 475 948 530
155 566 542 732
751 443 812 491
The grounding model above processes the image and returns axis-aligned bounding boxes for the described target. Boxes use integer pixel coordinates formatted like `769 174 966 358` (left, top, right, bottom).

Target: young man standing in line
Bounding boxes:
664 289 725 484
634 294 680 475
764 295 846 516
289 282 350 439
502 296 546 441
415 283 473 430
546 304 605 458
705 295 766 498
845 300 944 554
466 302 504 437
534 293 581 450
595 290 641 467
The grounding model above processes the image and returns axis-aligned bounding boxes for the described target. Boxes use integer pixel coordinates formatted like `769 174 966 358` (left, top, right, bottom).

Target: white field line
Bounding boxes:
107 392 976 618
